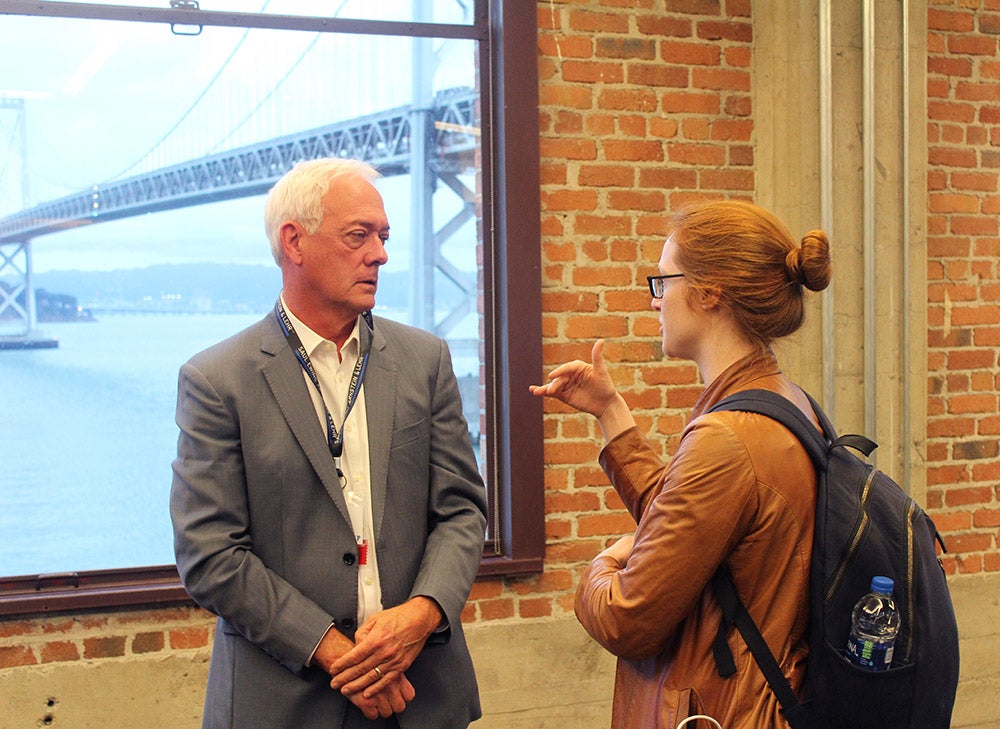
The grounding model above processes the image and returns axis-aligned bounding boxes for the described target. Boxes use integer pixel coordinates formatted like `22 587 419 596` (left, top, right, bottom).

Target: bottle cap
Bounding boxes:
871 576 894 594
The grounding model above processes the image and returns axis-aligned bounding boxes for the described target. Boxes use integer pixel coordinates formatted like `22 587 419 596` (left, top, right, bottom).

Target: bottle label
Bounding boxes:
847 634 894 670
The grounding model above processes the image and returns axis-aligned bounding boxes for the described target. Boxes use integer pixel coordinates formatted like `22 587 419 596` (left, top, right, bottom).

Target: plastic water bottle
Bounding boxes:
846 575 900 671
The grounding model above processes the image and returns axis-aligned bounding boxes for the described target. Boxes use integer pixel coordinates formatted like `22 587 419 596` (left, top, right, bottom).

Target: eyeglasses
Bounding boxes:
647 273 685 299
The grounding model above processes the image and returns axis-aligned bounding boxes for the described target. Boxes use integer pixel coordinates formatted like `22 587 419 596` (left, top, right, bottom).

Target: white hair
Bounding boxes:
264 157 381 265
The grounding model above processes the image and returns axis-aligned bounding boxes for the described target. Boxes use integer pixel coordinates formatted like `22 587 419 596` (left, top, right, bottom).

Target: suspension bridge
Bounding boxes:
0 86 480 349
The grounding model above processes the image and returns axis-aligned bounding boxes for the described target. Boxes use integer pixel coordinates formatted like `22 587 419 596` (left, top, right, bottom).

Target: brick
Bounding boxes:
927 101 977 124
951 216 999 236
40 640 80 664
650 117 680 138
619 114 648 136
478 597 516 620
947 35 997 56
132 632 166 654
725 46 752 67
725 95 753 116
700 168 754 191
552 110 584 135
568 9 630 34
665 0 721 16
944 486 994 507
577 511 637 537
928 8 976 32
956 81 1000 102
661 91 721 114
983 13 1000 35
517 598 553 619
509 569 573 595
561 60 625 84
682 117 709 140
539 137 598 161
598 88 659 111
697 20 753 43
0 645 38 668
928 192 981 213
169 626 210 650
951 172 998 192
538 34 594 60
546 490 602 514
710 119 752 141
83 636 127 659
660 40 721 66
927 57 973 77
627 63 690 88
542 189 599 212
692 68 751 92
585 113 617 136
952 439 1000 459
538 84 593 110
595 36 656 60
725 0 752 17
578 164 635 187
928 147 978 168
636 15 693 38
667 142 727 166
604 139 666 162
608 189 667 211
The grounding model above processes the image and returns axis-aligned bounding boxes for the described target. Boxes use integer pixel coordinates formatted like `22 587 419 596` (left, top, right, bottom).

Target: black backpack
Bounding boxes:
707 389 959 729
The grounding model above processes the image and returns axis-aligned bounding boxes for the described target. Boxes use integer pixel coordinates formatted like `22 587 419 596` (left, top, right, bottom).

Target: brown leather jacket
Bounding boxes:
576 349 818 729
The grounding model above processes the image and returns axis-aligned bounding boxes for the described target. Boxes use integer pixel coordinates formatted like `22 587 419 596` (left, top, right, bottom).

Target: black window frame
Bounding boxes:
0 0 542 616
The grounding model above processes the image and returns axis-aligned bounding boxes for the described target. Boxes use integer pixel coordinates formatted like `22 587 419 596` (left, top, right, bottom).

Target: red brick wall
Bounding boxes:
926 1 1000 575
470 0 757 621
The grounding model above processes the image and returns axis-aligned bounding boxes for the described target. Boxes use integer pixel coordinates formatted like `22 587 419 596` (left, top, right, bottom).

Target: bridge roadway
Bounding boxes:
0 86 477 243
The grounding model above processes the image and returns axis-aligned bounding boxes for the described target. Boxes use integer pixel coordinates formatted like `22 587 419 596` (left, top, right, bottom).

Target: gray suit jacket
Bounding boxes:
170 311 487 729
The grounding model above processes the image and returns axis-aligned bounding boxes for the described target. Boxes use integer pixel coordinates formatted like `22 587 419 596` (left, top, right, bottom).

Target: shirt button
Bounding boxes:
364 577 374 586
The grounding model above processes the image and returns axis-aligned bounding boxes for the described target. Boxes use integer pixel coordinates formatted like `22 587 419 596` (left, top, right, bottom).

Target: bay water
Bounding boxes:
0 312 262 577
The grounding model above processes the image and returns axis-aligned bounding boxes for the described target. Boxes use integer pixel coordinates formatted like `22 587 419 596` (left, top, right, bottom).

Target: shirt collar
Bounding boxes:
279 293 361 360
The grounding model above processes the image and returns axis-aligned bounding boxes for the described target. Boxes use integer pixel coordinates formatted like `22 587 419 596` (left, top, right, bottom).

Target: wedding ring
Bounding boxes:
373 665 383 679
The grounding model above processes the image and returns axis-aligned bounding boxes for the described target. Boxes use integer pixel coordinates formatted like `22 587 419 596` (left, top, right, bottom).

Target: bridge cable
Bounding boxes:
106 0 275 181
207 0 349 154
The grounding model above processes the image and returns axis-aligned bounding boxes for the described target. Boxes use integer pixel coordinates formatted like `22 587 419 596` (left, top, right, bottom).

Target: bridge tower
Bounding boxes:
0 97 56 349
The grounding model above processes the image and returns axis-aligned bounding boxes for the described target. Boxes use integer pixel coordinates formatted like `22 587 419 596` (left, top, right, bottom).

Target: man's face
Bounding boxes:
296 175 390 321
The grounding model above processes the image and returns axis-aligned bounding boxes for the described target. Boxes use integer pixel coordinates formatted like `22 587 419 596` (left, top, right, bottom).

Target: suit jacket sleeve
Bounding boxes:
170 355 335 673
404 336 488 631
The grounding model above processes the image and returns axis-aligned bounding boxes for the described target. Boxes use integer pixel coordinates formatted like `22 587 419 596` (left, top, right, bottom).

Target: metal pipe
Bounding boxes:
902 0 912 481
819 0 836 417
863 0 877 438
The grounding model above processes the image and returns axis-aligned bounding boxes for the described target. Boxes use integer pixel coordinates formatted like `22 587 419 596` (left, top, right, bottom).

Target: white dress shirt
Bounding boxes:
280 297 383 625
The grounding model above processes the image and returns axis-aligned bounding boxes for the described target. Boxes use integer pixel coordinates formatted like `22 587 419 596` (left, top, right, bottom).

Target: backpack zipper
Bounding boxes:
825 466 878 603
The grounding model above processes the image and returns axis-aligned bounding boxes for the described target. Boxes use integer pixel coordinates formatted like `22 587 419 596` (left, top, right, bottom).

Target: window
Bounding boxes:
0 0 541 614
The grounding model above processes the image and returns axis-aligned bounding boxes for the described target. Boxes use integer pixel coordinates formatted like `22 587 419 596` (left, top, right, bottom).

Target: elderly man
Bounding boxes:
171 157 487 729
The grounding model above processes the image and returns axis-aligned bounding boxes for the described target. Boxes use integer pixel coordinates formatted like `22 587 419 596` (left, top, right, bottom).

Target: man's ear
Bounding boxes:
279 221 304 265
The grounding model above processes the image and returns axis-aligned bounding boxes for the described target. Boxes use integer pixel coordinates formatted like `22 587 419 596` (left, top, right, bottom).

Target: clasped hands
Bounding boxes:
316 596 442 720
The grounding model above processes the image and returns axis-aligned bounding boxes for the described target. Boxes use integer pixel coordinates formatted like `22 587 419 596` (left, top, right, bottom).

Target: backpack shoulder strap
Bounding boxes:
707 389 832 729
711 568 807 728
709 388 833 469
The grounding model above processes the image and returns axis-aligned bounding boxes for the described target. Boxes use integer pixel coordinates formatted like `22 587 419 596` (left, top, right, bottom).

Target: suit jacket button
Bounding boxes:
341 618 356 630
343 553 356 566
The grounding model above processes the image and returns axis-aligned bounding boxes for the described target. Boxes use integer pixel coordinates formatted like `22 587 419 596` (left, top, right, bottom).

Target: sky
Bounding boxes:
0 1 478 273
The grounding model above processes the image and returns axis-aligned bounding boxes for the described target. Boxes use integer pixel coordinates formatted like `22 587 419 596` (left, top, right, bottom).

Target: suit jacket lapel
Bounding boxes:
364 321 395 542
259 311 352 523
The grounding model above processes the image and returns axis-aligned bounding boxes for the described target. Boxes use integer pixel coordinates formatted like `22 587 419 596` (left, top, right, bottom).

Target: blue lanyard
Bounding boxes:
275 301 372 485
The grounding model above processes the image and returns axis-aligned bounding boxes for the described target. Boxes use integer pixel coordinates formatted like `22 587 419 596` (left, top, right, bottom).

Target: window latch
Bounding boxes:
169 0 203 36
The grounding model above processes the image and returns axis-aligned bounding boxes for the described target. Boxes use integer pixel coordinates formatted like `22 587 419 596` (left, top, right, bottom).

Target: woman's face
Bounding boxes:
654 236 706 361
